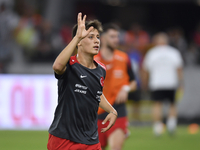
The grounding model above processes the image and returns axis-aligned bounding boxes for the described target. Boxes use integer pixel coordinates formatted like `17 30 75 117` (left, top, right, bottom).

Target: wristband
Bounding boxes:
110 111 118 117
122 85 131 92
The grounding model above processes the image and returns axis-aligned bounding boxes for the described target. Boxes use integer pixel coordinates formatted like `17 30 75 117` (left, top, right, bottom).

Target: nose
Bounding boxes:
94 37 100 43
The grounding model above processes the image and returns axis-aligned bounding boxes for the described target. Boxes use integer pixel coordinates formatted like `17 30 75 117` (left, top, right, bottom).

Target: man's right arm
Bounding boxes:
52 36 80 75
52 12 94 75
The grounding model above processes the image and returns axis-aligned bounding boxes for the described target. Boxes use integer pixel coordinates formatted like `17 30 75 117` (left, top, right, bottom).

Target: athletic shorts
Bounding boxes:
151 89 176 103
47 134 102 150
97 117 129 148
128 90 141 101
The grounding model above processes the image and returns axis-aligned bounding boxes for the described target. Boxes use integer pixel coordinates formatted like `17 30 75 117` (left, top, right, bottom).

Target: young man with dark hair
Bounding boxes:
47 13 117 150
95 23 137 150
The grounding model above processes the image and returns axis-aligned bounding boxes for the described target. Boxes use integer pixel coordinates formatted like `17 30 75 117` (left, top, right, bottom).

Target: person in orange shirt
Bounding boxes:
124 22 150 55
95 23 137 150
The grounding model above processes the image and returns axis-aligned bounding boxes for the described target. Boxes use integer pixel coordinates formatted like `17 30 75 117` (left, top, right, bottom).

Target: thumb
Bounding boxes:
102 116 109 125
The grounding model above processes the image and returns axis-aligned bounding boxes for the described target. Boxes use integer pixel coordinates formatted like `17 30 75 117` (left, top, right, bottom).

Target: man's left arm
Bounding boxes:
99 94 118 133
115 57 137 104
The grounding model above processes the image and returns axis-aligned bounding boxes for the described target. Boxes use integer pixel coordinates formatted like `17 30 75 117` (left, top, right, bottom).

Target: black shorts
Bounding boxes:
151 89 176 103
98 103 127 120
128 90 141 102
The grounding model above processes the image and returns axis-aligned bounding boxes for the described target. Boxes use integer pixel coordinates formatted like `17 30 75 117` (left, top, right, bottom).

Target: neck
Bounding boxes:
100 45 114 61
77 52 96 69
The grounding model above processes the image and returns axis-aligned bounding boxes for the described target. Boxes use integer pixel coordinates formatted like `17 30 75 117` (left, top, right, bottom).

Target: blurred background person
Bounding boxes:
0 2 19 73
167 27 188 64
126 45 143 124
123 22 151 125
95 23 137 150
14 3 41 61
190 22 200 65
124 22 150 57
142 32 184 136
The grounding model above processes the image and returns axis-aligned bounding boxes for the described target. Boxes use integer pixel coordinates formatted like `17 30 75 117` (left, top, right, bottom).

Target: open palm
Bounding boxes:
76 13 94 39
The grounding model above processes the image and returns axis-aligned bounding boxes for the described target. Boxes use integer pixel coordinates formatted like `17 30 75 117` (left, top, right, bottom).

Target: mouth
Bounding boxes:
93 46 99 50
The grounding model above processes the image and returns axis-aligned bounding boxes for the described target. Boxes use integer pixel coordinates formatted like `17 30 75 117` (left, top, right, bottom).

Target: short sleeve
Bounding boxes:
127 57 135 81
54 63 69 79
174 51 183 68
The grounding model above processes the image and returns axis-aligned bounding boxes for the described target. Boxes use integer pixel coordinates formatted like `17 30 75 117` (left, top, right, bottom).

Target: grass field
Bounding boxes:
0 126 199 150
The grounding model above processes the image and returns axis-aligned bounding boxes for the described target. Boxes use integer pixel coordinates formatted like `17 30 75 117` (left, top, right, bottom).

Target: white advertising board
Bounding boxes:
0 74 57 130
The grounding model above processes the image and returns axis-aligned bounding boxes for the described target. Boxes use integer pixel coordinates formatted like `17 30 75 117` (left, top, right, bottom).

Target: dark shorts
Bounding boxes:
47 134 101 150
151 89 176 103
128 90 141 101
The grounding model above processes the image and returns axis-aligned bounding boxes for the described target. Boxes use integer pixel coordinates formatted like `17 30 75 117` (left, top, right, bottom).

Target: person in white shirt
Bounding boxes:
142 32 184 136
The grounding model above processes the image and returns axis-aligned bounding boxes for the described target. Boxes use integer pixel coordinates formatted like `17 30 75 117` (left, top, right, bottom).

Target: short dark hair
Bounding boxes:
72 20 103 38
102 23 119 33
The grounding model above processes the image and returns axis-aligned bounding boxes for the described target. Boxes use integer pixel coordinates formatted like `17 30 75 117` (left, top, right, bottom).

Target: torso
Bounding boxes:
48 55 106 145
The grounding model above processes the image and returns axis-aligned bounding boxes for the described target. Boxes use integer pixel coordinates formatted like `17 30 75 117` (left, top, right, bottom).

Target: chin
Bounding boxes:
89 51 98 56
93 51 99 56
93 49 99 54
108 45 115 50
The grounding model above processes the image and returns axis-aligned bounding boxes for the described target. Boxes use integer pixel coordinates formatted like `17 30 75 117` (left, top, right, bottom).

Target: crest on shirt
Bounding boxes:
100 77 104 87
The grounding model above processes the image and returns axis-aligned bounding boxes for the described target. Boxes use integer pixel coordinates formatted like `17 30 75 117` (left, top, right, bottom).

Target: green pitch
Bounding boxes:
0 126 199 150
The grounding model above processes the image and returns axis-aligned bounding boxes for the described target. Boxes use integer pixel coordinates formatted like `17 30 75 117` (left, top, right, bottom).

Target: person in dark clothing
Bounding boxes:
47 13 117 150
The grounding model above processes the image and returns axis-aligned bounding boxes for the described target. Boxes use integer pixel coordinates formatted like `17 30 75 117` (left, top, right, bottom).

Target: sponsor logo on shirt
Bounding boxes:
96 91 102 102
113 70 123 78
80 75 87 78
106 64 112 70
114 55 124 61
75 84 88 89
74 84 88 94
74 89 87 94
97 91 102 94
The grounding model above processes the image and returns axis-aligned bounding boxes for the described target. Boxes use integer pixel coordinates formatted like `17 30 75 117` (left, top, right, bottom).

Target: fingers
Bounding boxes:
77 13 87 24
77 12 82 25
101 113 117 133
115 96 123 104
101 120 113 133
102 116 109 125
115 98 120 104
83 14 86 23
116 91 128 104
76 12 93 38
87 26 94 33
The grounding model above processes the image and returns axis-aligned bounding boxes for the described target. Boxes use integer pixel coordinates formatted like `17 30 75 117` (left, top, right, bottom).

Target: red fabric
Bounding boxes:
69 55 80 65
94 59 106 71
47 134 102 150
97 117 129 147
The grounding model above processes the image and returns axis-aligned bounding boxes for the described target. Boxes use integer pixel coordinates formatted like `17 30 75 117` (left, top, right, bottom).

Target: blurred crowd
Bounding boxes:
1 1 200 73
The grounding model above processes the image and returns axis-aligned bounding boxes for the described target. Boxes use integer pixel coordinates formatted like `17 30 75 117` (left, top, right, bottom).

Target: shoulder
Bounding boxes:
145 46 164 57
144 48 154 59
168 45 180 53
69 55 79 65
114 49 129 62
115 49 128 57
94 59 106 71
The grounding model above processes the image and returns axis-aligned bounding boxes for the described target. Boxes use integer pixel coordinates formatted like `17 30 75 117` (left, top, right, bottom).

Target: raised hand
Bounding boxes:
76 12 94 40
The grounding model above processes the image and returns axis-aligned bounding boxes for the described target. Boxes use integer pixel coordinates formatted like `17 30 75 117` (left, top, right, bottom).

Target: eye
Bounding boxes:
89 36 93 39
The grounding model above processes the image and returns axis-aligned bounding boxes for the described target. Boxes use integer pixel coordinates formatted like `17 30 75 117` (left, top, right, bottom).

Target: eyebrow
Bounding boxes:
88 33 100 36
